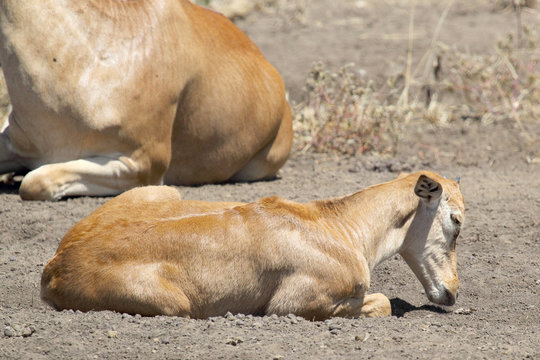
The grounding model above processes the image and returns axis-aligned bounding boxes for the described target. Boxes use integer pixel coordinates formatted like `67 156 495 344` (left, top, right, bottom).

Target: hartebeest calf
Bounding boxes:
0 0 292 200
41 171 465 319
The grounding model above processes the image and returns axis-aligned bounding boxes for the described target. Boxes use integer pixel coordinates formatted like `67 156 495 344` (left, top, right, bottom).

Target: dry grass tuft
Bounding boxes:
437 27 540 128
293 63 403 156
293 25 539 156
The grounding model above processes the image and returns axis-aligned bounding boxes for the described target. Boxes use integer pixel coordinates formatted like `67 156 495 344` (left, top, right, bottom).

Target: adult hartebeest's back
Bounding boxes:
0 0 292 200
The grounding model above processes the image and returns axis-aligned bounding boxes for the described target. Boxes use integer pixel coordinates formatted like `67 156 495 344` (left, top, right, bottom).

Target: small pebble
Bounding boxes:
4 324 35 338
224 311 234 319
328 323 341 331
355 332 370 342
21 326 35 337
4 326 16 337
454 307 475 315
225 337 244 346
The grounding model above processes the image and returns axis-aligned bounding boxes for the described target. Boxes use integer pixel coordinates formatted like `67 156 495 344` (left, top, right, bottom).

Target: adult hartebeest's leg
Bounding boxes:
18 155 153 201
0 131 24 175
230 105 293 182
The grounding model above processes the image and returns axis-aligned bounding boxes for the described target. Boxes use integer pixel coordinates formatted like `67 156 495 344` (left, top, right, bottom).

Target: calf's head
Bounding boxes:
400 174 465 306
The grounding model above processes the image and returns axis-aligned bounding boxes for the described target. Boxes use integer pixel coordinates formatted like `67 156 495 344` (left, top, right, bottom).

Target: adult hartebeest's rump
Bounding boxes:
0 0 292 200
41 171 465 319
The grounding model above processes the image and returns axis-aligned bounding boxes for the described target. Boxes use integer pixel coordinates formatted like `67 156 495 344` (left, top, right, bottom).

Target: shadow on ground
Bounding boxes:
390 298 450 318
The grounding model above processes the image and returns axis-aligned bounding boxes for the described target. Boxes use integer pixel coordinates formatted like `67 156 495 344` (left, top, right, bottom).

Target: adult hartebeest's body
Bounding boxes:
41 171 465 319
0 0 292 200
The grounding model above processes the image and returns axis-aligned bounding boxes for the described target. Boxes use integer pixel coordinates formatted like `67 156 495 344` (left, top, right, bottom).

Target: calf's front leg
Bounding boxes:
332 293 392 318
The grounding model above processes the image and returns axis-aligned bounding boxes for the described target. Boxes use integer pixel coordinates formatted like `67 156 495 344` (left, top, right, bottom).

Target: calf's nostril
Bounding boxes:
445 290 456 306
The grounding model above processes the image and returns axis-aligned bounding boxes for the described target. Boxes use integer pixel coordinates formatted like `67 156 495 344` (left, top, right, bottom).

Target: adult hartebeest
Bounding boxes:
0 0 292 200
41 171 465 319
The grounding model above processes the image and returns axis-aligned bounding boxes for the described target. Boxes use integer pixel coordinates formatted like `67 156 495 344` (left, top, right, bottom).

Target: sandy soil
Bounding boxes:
1 1 539 359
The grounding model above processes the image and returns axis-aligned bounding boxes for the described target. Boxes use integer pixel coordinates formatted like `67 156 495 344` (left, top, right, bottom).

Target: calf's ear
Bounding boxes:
414 175 442 203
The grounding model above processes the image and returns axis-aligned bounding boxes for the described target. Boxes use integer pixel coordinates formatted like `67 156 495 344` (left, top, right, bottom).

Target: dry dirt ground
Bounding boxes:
1 1 539 359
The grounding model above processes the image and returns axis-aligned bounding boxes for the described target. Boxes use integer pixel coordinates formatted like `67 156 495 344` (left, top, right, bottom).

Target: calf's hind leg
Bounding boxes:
41 261 192 317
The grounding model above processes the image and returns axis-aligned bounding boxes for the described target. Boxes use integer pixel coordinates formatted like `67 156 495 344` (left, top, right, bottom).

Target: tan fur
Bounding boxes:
41 171 465 319
0 0 292 200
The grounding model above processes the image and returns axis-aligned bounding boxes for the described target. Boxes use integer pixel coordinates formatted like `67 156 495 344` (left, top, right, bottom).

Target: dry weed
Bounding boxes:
293 62 403 156
293 26 539 156
436 27 539 129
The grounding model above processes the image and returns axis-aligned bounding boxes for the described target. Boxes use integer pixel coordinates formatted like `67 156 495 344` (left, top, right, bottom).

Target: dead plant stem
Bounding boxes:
398 0 416 108
411 0 456 79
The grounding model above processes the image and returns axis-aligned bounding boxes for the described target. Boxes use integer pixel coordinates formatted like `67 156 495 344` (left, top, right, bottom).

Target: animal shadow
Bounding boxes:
390 298 450 318
0 174 21 195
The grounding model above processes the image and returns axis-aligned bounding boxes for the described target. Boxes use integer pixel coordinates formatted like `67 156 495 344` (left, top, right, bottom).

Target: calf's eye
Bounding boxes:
450 214 461 226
